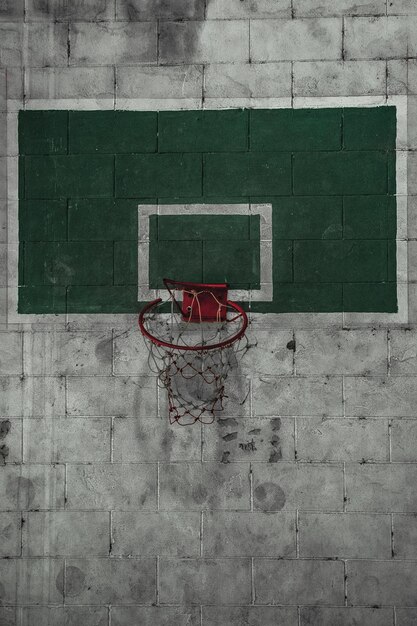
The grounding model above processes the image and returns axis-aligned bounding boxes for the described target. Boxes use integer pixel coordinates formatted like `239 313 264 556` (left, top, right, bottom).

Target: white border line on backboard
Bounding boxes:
6 95 408 325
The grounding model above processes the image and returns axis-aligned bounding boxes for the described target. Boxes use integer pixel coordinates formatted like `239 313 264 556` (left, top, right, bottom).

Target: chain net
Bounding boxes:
140 288 248 425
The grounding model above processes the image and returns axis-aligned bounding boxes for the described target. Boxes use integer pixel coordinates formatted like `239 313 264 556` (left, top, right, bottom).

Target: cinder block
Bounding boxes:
241 330 293 375
253 463 343 511
5 67 23 103
116 65 203 100
203 417 295 463
0 23 22 66
26 0 115 21
22 607 108 626
296 417 389 462
23 511 110 556
203 606 298 626
345 376 417 417
0 512 21 556
112 511 200 556
113 327 151 375
0 70 5 110
293 0 386 16
409 152 417 195
0 465 65 511
293 60 386 96
66 376 157 417
299 512 391 558
0 242 5 285
159 462 251 511
203 511 296 557
159 558 251 604
0 608 18 626
409 241 417 281
0 0 24 20
0 332 22 375
159 21 249 64
0 560 17 603
345 16 409 59
295 329 387 375
387 59 408 94
252 376 343 417
0 418 22 463
26 22 68 67
396 609 417 625
390 330 417 374
64 558 156 604
70 22 157 66
24 330 112 376
111 607 200 626
254 559 344 605
0 376 65 417
27 67 114 100
393 514 417 558
117 0 203 19
66 464 157 510
23 418 111 463
346 464 417 511
15 558 64 604
388 0 417 14
251 18 342 62
391 420 417 461
113 418 201 462
348 560 417 605
300 607 393 626
206 0 291 18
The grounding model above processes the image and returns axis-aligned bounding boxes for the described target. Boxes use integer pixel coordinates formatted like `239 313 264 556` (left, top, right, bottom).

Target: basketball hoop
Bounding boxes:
138 278 249 425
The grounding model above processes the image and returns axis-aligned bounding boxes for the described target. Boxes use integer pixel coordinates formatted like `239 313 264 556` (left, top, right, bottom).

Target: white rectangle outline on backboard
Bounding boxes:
6 95 407 324
137 203 273 302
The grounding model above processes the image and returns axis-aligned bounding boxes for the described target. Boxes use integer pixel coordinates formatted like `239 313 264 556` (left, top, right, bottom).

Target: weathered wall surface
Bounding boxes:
1 1 417 625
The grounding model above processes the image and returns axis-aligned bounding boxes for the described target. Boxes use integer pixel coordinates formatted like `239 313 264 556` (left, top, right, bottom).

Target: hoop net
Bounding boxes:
138 280 249 425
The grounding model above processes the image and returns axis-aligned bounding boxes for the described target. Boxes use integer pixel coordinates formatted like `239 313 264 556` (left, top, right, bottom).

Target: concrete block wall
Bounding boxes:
1 1 417 625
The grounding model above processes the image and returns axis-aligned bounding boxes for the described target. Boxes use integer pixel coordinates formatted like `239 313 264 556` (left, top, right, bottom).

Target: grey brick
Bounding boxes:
388 0 417 14
0 157 6 198
252 376 343 417
254 559 344 605
159 462 250 511
112 511 200 556
23 511 110 556
22 607 108 626
0 512 21 556
396 609 417 625
348 560 417 605
296 329 387 375
293 60 386 96
26 0 115 21
0 201 6 242
203 511 296 557
345 376 417 417
27 67 114 100
391 420 417 461
17 558 64 604
345 16 410 59
346 464 417 512
390 330 417 374
253 463 343 511
241 330 293 375
408 197 417 238
203 607 298 626
116 0 204 20
407 60 417 93
300 607 393 626
203 417 295 462
113 417 200 462
66 464 157 510
0 242 6 285
0 332 22 375
64 557 156 604
293 0 386 16
296 417 389 462
0 465 65 511
159 21 249 64
26 22 68 67
24 331 112 376
251 18 342 62
0 0 24 20
116 65 203 100
111 606 200 626
0 376 65 417
1 418 22 464
5 67 23 102
0 23 22 67
70 22 157 66
410 153 417 196
206 0 291 18
0 71 4 110
394 514 417 558
0 608 18 626
299 512 391 558
67 376 157 416
113 327 151 375
0 560 17 603
388 59 408 94
160 558 251 604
